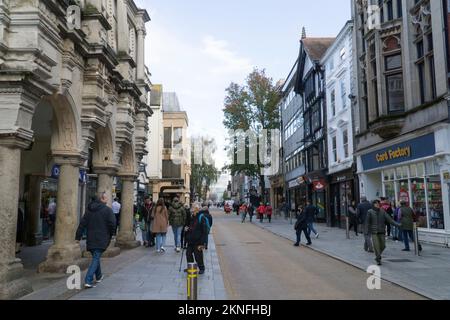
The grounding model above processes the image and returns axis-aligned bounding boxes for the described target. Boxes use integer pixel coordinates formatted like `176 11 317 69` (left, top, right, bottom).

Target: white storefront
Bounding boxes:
357 125 450 246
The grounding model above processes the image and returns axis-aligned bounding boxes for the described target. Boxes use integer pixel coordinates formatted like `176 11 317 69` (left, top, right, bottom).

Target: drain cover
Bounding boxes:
386 259 414 263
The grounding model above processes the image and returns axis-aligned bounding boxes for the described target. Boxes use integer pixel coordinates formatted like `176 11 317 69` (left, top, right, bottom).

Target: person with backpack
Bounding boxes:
184 205 210 275
398 201 422 252
169 197 186 253
304 200 319 239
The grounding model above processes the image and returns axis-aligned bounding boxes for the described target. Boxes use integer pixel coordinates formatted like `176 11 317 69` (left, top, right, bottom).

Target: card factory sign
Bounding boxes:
361 133 436 171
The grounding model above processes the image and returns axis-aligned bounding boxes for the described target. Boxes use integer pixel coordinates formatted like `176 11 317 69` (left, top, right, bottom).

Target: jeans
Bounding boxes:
186 245 205 270
402 230 415 250
295 227 312 245
241 212 247 223
307 222 318 236
85 249 104 285
172 226 183 248
155 233 167 251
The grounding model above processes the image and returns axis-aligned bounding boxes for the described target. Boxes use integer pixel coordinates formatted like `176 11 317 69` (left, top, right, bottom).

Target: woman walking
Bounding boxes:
348 200 358 236
169 197 186 252
257 203 266 223
239 202 248 223
265 203 273 223
151 199 169 253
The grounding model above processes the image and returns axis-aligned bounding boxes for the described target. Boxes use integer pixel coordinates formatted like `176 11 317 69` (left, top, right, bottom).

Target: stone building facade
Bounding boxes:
0 0 152 299
353 0 450 244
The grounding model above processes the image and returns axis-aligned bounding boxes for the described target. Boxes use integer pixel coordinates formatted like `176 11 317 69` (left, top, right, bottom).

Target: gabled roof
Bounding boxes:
302 37 336 61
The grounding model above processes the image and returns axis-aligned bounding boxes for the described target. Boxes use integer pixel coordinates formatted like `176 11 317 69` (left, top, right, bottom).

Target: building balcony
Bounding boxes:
368 114 405 140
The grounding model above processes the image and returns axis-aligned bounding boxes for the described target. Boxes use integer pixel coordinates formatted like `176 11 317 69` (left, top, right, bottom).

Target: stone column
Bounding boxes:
38 156 89 273
0 143 33 299
136 29 145 80
116 176 139 249
84 167 120 258
117 0 129 54
25 175 43 246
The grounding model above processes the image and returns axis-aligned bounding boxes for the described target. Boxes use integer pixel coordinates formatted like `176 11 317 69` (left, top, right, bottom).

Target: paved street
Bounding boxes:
211 209 424 300
21 228 227 300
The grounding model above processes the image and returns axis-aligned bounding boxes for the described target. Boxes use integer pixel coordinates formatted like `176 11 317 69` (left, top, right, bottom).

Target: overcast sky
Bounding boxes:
135 0 351 188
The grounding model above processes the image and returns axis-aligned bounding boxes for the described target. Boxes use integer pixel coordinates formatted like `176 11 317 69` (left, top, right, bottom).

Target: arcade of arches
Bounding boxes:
0 1 152 299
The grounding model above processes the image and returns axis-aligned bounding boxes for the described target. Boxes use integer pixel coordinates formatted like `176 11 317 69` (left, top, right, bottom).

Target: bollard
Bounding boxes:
345 216 350 239
187 262 198 300
413 222 420 256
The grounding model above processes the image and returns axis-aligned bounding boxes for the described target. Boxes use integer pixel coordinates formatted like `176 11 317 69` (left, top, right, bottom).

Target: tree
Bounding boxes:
222 68 281 203
190 136 220 202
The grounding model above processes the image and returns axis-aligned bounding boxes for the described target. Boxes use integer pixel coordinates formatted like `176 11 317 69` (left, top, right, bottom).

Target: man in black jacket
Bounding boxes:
76 192 116 288
184 207 208 275
294 206 312 247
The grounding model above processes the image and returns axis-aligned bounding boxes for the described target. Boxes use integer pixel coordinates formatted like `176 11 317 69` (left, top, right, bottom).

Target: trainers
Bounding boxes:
156 249 161 253
315 233 319 239
306 242 312 246
161 247 166 253
84 283 96 289
95 275 105 283
176 247 181 253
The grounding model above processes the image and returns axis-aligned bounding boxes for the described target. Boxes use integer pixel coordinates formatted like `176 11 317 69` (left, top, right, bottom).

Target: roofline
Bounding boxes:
301 37 336 62
281 58 299 93
320 20 354 63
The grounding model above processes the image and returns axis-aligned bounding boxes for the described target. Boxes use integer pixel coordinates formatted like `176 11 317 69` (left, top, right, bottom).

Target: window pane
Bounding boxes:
173 127 183 145
164 127 172 148
385 54 402 70
386 73 405 112
427 175 444 230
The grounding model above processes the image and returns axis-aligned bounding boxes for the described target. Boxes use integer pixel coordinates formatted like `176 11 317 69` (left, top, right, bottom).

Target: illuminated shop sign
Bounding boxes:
361 133 435 171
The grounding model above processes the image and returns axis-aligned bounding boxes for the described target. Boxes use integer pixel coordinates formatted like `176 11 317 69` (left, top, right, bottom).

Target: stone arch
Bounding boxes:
92 122 116 168
43 92 82 155
119 142 136 175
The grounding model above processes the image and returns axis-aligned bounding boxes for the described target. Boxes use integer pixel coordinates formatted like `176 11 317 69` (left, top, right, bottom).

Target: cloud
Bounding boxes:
202 35 253 76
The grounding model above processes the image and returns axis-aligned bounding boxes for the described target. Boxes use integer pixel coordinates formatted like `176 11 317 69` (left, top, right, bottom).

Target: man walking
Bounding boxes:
76 192 116 288
365 199 400 265
304 201 319 238
398 201 421 252
294 206 312 247
357 196 373 252
184 205 209 275
169 197 186 252
140 197 154 247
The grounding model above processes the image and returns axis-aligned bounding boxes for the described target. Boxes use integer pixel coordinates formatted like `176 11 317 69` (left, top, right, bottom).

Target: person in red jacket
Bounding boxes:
257 203 266 223
265 203 273 223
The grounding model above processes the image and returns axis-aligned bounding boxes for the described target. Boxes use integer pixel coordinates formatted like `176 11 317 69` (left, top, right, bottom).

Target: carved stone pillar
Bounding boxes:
116 175 139 249
136 29 145 80
117 0 129 54
38 156 89 273
0 141 33 299
25 175 44 246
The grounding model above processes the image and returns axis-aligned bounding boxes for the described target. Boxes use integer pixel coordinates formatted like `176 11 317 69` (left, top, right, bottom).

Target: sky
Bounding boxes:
135 0 351 190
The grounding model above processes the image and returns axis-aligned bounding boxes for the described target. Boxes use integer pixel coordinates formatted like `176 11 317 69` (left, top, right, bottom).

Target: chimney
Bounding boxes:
301 27 307 40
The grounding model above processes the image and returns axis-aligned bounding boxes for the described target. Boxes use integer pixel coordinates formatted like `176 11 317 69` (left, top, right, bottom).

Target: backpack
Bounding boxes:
198 212 213 234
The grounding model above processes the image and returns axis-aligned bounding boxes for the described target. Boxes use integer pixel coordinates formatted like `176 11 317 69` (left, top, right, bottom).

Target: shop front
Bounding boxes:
269 175 285 210
357 131 450 245
329 169 356 228
287 177 307 212
305 171 328 223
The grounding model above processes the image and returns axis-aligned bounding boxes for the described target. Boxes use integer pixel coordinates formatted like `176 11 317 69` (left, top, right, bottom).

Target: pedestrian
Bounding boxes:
47 198 57 238
281 200 289 220
364 199 401 265
184 204 209 275
181 204 192 249
140 197 154 247
151 198 169 253
266 203 273 223
169 197 186 252
304 200 319 239
16 206 24 254
398 201 422 252
294 205 312 247
357 196 374 253
348 200 358 236
381 197 393 238
248 204 255 222
75 192 116 289
392 201 400 241
257 203 266 223
112 198 121 234
239 202 248 223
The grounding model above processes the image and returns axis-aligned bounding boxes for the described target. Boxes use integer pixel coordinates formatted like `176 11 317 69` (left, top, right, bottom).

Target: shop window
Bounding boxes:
343 130 349 159
411 178 428 228
427 175 444 230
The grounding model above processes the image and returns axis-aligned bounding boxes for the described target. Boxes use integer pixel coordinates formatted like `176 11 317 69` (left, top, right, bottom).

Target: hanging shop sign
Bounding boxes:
361 133 435 171
312 179 327 191
51 165 87 184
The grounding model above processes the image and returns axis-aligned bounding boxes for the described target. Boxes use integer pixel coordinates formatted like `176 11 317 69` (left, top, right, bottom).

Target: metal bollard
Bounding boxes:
187 262 198 300
345 216 350 239
413 222 420 256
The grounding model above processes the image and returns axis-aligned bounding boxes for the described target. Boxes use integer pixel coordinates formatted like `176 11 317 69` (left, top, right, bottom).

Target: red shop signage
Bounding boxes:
312 179 327 191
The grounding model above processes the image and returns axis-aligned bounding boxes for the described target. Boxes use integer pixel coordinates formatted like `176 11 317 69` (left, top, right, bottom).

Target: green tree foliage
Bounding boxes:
222 68 281 201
